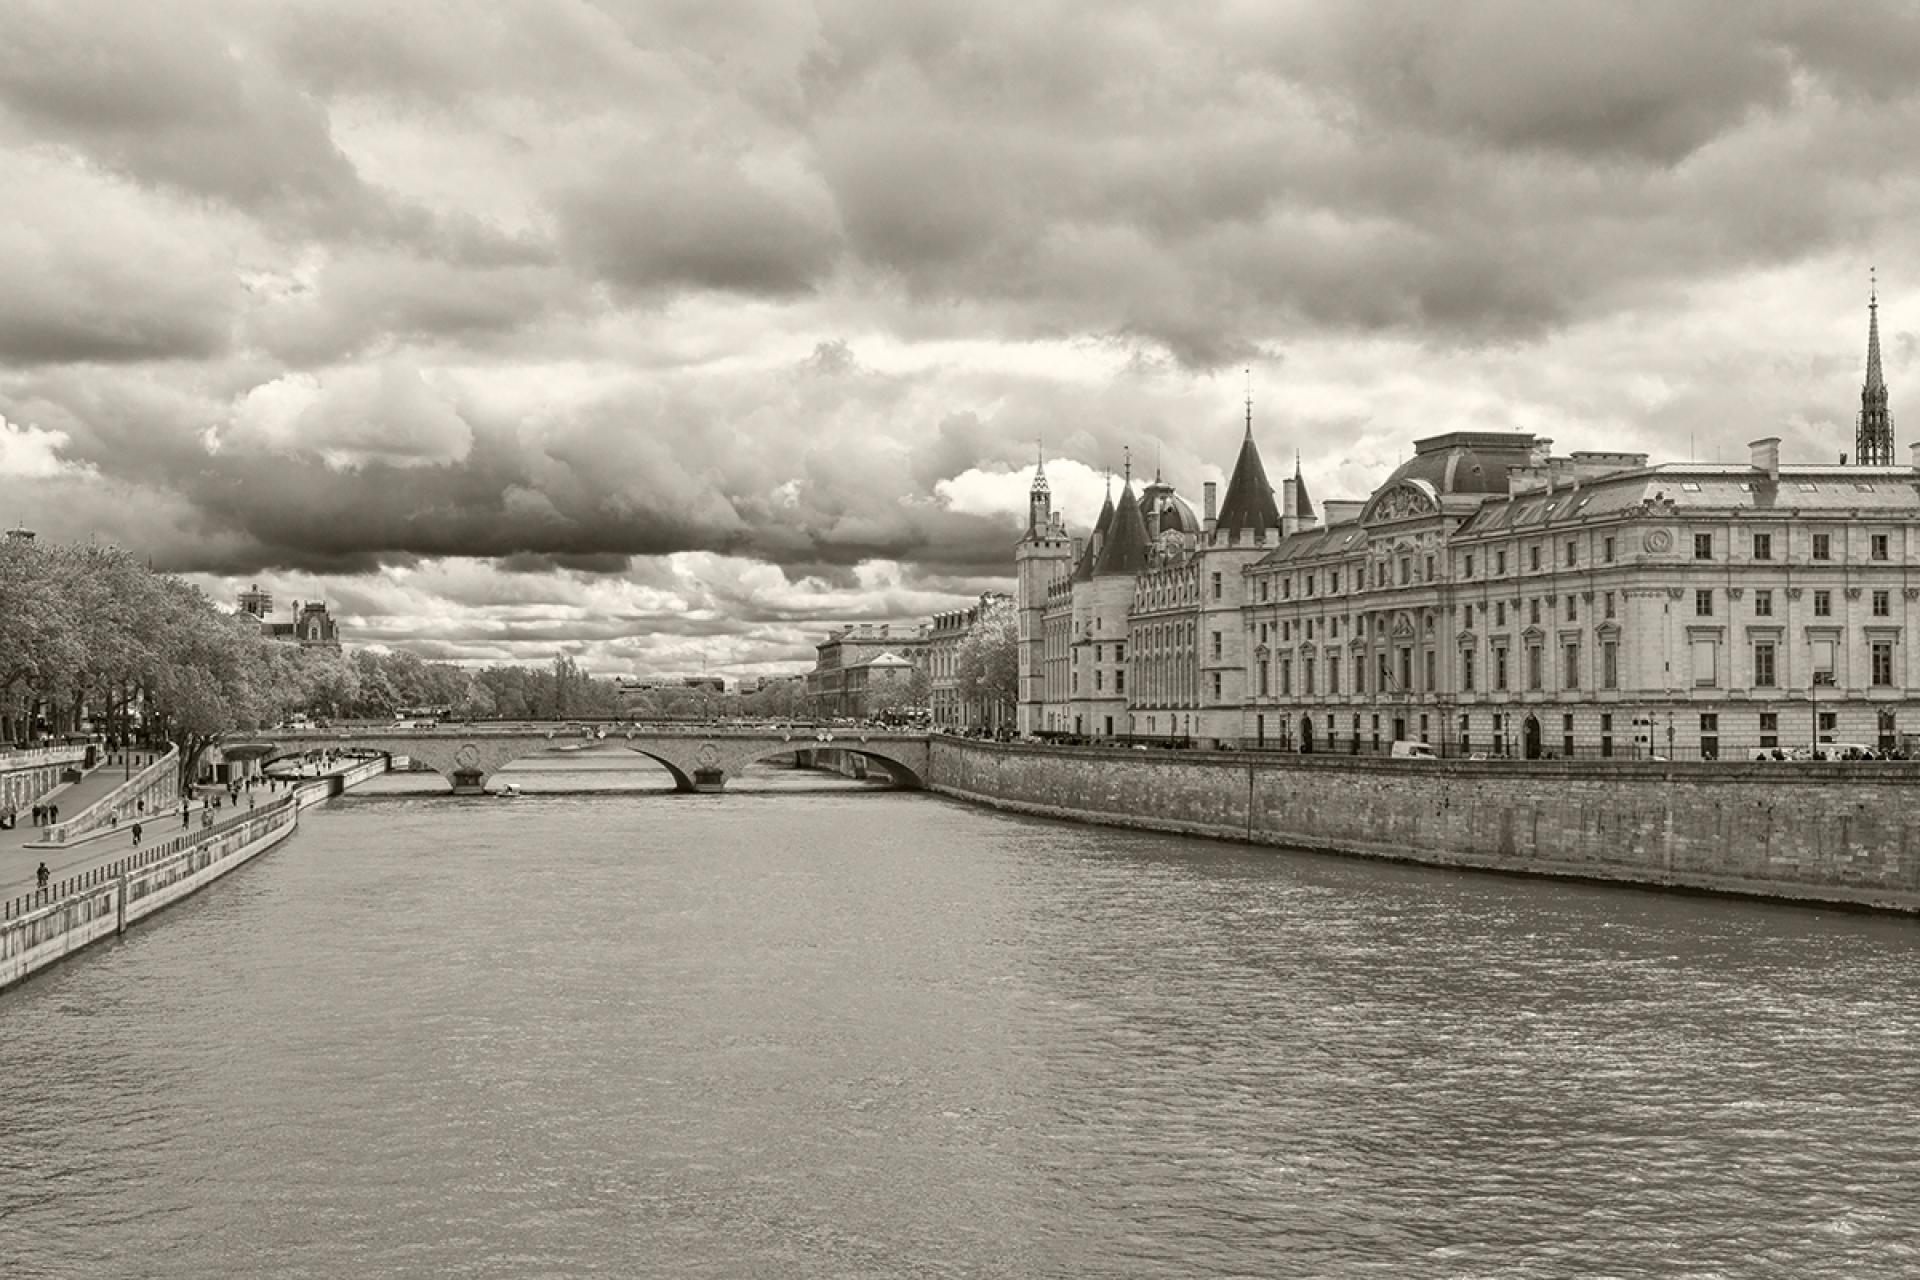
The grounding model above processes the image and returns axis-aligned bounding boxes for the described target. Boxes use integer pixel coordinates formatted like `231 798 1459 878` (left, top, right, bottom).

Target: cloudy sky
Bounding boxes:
6 1 1920 677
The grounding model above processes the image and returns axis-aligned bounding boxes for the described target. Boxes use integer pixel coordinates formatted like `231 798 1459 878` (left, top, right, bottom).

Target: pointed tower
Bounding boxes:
1027 447 1052 534
1015 448 1076 735
1074 477 1116 581
1858 273 1894 466
1093 465 1151 577
1214 392 1282 540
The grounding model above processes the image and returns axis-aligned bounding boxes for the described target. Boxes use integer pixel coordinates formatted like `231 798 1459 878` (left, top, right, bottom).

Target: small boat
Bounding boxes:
496 783 522 798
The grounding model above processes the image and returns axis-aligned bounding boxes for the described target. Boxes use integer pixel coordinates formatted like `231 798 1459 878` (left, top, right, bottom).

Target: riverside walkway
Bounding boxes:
0 759 336 904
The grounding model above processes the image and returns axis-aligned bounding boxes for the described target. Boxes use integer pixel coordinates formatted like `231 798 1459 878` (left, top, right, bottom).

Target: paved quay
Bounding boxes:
0 762 333 903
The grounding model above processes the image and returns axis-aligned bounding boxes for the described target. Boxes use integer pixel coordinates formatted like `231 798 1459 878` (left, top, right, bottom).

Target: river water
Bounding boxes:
2 755 1916 1278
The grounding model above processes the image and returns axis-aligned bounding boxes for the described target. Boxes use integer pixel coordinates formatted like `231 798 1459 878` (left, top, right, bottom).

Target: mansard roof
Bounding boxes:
1454 463 1920 535
1094 478 1152 576
1215 430 1282 533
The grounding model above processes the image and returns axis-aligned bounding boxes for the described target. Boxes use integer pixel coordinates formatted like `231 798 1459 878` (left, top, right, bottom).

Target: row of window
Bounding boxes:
1695 587 1899 618
1254 530 1906 602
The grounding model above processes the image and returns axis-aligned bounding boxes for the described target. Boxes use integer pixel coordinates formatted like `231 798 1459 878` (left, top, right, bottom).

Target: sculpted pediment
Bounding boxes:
1363 480 1440 525
1390 612 1417 638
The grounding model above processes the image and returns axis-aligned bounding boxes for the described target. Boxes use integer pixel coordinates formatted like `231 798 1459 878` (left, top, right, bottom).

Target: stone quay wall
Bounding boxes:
927 740 1920 914
0 745 88 817
41 746 180 846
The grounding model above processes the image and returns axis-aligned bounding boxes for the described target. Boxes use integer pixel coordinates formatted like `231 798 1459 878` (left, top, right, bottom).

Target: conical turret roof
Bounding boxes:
1094 479 1151 576
1292 453 1315 520
1073 484 1115 581
1215 426 1281 533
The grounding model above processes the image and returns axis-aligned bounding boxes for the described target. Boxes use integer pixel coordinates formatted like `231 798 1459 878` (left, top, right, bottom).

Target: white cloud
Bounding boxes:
0 415 91 478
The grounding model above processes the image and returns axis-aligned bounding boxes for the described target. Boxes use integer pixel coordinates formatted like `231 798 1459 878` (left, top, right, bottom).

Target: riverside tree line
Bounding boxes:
1 537 1019 783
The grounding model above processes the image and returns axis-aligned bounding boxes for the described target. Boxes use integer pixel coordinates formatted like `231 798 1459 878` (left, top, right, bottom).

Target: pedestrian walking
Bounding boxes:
36 862 49 892
49 804 57 824
132 822 143 847
181 802 190 829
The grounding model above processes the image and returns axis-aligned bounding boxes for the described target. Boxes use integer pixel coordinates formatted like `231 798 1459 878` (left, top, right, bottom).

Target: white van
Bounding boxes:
1390 740 1438 760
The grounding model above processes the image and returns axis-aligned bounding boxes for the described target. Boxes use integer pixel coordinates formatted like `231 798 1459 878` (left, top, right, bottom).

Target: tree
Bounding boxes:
954 603 1018 730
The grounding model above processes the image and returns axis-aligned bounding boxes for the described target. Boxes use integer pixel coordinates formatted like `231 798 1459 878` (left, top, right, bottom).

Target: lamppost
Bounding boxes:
1812 668 1834 753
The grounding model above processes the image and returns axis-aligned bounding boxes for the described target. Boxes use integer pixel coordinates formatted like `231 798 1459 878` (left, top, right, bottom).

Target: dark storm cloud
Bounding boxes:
10 0 1920 674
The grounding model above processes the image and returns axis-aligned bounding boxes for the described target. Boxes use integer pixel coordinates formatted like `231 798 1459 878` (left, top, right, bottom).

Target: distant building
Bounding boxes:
928 592 1012 730
807 623 929 717
682 675 725 694
4 525 34 543
239 585 341 648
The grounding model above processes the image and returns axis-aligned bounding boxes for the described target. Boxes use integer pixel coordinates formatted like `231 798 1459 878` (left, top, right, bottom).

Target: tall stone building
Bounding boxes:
1014 297 1920 758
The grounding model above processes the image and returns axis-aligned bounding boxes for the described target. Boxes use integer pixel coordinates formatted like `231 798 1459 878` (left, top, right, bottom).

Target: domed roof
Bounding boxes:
1141 479 1199 536
1379 432 1539 497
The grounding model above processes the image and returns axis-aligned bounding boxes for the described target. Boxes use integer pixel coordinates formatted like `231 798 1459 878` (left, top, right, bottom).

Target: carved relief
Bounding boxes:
1643 528 1673 554
1727 587 1744 600
1581 590 1595 603
1786 587 1804 600
1906 588 1920 600
1665 587 1685 599
1370 485 1436 523
1845 587 1864 600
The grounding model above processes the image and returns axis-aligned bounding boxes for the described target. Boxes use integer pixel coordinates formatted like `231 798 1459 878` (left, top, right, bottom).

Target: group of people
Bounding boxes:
0 802 60 831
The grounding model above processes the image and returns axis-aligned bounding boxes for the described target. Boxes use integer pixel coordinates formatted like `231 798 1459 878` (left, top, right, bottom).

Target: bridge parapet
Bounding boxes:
249 726 930 794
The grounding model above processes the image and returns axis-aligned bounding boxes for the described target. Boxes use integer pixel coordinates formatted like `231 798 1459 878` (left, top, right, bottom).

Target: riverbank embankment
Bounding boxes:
928 739 1920 914
0 755 393 992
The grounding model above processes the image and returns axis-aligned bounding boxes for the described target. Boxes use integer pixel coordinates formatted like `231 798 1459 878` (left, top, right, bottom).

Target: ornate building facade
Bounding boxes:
1015 297 1920 759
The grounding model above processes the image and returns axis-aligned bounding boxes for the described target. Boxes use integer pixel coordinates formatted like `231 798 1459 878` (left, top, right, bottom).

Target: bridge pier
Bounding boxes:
450 769 488 796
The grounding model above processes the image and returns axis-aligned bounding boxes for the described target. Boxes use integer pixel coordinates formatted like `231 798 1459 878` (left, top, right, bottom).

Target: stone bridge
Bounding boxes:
250 726 931 794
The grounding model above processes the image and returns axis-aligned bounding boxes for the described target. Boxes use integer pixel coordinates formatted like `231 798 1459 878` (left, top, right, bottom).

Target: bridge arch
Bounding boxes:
248 727 929 796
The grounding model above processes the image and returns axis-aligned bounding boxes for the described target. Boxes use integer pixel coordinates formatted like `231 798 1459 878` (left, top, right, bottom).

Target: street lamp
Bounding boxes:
1812 668 1835 754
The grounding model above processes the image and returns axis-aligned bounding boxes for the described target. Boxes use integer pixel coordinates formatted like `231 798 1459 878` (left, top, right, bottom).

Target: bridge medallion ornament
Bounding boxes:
455 743 481 770
696 742 721 769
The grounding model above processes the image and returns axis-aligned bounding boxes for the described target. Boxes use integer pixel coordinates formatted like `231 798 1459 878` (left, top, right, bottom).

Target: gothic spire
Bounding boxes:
1858 268 1894 466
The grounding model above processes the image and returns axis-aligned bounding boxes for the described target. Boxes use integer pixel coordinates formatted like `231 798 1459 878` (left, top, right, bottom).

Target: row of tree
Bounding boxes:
1 536 1019 788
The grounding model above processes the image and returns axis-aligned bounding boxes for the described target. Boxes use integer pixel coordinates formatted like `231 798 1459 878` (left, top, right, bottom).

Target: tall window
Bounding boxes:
1303 660 1315 696
1281 658 1292 696
1211 572 1222 600
1464 553 1475 577
1565 540 1577 567
1566 595 1578 623
1813 532 1832 561
1754 589 1773 617
1399 557 1411 585
1529 545 1541 571
1752 532 1772 560
1754 641 1776 688
1399 647 1413 690
1602 641 1618 690
1694 533 1713 560
1258 661 1269 696
1496 549 1508 575
1813 590 1831 618
1211 631 1222 658
1873 589 1891 618
1210 671 1222 701
1425 649 1436 692
1529 598 1541 625
1495 601 1507 627
1328 658 1341 694
1695 588 1713 617
1605 591 1616 620
1494 648 1509 691
1759 711 1778 750
1563 642 1580 689
1462 649 1476 692
1693 639 1718 687
1872 533 1890 561
1873 641 1894 687
1527 645 1542 691
1425 555 1435 582
1603 536 1615 563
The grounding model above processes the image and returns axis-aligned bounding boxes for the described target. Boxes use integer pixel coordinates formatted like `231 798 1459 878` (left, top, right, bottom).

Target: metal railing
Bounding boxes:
39 746 179 845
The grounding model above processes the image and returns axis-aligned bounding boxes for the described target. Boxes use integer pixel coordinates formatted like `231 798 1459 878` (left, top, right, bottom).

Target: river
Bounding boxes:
2 754 1915 1278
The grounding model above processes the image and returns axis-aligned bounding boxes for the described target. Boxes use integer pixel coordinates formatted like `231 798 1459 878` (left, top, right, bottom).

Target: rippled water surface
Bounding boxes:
2 758 1916 1278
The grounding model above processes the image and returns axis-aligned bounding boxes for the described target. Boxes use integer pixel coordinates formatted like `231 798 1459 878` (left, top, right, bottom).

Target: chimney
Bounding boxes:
1749 436 1781 481
1322 499 1364 525
1911 442 1920 469
1203 481 1218 534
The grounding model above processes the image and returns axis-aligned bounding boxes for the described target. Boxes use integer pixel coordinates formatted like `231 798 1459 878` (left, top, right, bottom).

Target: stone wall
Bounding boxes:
928 740 1920 913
